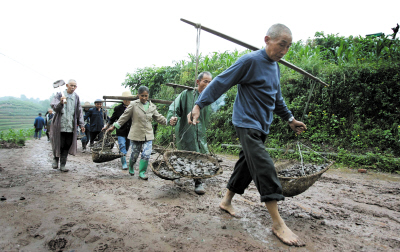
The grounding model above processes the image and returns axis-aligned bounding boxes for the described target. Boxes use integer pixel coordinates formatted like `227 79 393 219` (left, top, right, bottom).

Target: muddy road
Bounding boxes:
0 139 399 251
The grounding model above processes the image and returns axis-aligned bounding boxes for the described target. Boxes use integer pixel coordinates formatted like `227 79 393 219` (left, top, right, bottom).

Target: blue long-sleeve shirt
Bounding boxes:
84 108 107 132
196 49 292 135
34 116 45 129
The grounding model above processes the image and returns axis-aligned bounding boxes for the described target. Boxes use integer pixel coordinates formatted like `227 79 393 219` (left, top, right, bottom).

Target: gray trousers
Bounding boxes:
227 127 284 202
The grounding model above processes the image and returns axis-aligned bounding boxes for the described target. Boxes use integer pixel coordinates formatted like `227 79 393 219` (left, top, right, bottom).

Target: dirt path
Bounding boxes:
0 139 399 251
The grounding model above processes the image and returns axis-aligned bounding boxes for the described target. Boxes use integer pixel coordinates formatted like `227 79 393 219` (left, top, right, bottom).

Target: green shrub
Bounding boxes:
0 128 35 146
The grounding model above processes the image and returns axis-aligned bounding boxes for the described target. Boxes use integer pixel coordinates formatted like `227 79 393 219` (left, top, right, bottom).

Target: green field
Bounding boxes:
0 116 35 119
0 97 50 132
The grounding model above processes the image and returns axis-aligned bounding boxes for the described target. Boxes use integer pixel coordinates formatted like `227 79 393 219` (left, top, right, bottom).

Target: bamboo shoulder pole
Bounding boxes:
103 96 172 105
166 83 194 90
180 18 329 87
98 100 123 103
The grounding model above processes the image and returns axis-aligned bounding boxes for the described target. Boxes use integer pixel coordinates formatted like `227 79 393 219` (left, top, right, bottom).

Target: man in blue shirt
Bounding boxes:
84 99 107 147
34 113 45 140
189 24 306 247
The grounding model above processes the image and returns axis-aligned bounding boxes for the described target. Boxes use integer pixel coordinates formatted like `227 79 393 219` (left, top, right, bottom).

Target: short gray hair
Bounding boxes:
197 71 212 81
267 24 292 40
67 79 77 84
138 86 149 95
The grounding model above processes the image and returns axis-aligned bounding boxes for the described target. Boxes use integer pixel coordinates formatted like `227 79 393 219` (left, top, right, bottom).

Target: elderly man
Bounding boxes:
189 24 307 247
50 79 85 172
167 71 212 195
33 113 45 140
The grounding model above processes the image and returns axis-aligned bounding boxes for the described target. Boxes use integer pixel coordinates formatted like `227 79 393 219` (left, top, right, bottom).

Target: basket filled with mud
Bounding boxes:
275 160 334 197
91 131 122 163
163 150 223 179
150 160 181 180
92 150 124 163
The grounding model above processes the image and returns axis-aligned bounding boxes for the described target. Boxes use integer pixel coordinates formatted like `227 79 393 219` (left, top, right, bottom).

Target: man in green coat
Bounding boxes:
167 71 212 195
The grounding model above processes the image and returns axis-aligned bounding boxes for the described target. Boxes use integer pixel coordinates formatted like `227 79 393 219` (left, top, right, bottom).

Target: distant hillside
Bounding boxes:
0 97 51 131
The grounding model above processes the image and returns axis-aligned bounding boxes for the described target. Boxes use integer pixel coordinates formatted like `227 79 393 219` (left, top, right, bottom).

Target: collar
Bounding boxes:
63 90 75 98
262 48 275 63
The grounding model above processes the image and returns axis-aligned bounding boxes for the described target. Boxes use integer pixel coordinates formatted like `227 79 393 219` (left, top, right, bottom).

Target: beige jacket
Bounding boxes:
116 100 167 141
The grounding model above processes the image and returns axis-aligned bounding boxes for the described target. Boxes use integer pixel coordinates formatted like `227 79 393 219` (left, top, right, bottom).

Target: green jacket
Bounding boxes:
167 89 211 154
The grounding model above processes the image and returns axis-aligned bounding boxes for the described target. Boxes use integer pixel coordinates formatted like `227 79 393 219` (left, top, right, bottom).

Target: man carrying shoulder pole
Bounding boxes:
168 71 213 195
189 24 307 247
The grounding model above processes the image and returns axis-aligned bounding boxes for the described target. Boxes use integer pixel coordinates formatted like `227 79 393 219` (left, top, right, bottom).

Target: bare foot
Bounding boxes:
219 202 241 218
272 222 305 247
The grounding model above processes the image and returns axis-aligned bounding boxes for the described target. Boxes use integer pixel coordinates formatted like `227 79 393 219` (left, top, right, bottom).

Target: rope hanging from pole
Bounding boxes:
167 23 202 150
194 23 201 88
189 23 202 118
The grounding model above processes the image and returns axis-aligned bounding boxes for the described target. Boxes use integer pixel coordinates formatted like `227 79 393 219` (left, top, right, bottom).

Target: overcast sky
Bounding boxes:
1 0 399 104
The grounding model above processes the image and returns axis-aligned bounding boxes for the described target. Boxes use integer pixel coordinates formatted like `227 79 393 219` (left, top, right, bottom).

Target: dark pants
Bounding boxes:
90 131 102 145
227 127 284 202
34 128 42 139
85 129 90 142
60 132 73 158
46 131 50 140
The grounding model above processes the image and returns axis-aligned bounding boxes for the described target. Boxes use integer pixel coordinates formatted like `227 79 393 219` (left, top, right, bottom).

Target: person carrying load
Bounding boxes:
84 99 108 147
189 24 307 246
103 90 133 170
107 86 173 180
167 71 213 195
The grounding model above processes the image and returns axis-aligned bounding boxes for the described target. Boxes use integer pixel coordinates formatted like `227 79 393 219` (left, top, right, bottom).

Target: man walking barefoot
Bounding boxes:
189 24 306 246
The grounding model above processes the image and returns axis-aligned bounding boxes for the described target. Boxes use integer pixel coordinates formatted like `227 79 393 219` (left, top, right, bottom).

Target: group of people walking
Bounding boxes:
46 24 308 246
33 109 54 141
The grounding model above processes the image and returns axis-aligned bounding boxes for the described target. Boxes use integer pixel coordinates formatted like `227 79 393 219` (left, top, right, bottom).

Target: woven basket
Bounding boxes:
92 151 124 163
163 150 223 179
91 131 122 163
275 160 334 197
150 160 181 180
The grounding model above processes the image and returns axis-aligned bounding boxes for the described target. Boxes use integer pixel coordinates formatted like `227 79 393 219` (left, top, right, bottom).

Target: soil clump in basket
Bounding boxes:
168 155 218 177
152 160 181 180
91 133 120 163
278 163 328 177
91 138 114 152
